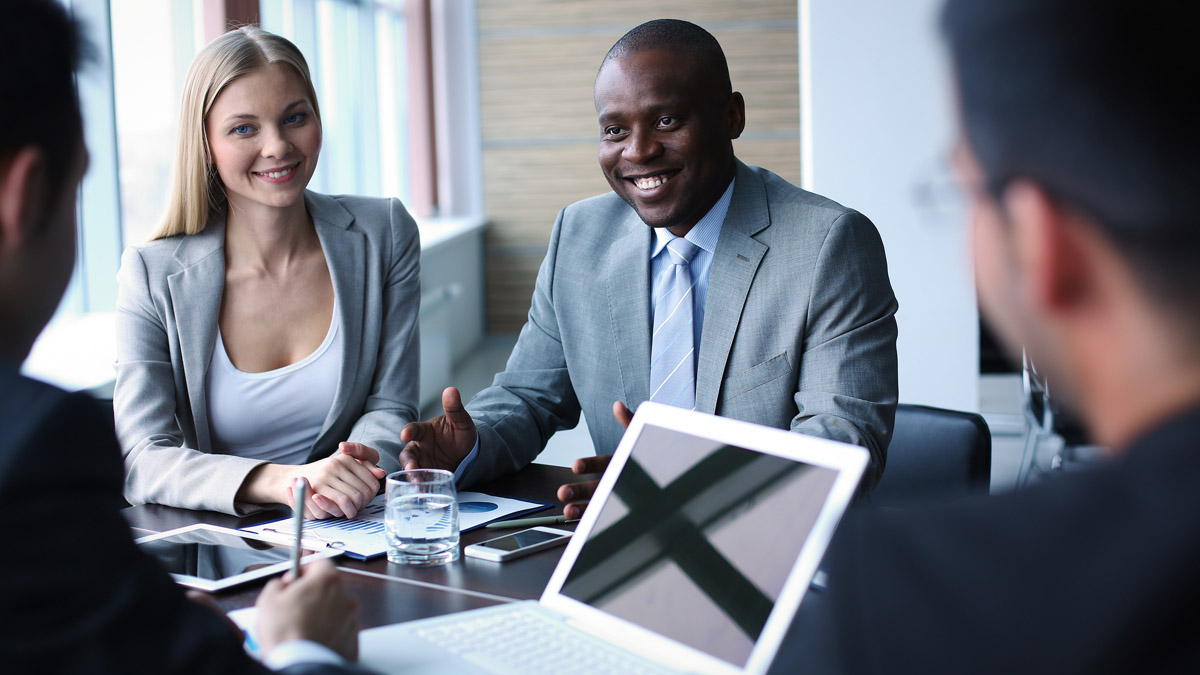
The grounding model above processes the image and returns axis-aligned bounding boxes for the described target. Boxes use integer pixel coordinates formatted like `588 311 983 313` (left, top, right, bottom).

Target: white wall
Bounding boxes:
802 0 978 411
417 222 487 409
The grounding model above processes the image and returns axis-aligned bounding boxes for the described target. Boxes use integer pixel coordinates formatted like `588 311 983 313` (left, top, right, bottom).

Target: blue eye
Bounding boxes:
232 124 253 135
285 113 306 124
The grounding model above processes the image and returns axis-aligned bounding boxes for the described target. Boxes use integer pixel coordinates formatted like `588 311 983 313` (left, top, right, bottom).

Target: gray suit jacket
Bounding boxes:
114 191 420 514
461 162 898 490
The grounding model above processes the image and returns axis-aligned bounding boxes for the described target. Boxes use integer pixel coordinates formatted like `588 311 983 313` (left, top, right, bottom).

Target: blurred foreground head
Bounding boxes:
0 0 88 361
944 0 1200 323
942 0 1200 445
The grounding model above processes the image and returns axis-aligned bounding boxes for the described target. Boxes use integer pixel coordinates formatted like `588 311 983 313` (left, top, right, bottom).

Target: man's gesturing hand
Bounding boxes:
556 401 633 519
399 387 478 472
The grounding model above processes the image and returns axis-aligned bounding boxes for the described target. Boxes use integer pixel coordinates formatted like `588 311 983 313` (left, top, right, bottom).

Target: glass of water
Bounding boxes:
385 469 460 566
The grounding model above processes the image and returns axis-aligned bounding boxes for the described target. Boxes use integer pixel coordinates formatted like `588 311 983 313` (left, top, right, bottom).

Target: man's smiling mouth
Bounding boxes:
627 171 677 191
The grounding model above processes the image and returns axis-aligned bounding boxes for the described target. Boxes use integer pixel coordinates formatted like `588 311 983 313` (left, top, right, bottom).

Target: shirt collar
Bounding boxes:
651 177 735 259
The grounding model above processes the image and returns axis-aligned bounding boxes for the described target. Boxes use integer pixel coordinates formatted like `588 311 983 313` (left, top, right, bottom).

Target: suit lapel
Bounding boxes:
167 217 226 452
605 210 653 409
695 162 770 414
307 192 365 452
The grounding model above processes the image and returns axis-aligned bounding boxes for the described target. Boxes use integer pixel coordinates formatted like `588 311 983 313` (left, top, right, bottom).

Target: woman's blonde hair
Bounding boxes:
150 26 320 240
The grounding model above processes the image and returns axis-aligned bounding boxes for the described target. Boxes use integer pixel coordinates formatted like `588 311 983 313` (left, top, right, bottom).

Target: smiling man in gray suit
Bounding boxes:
402 19 898 511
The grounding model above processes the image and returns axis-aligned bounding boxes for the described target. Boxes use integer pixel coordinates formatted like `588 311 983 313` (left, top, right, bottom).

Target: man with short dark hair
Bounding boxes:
0 1 370 672
401 19 899 511
796 1 1200 672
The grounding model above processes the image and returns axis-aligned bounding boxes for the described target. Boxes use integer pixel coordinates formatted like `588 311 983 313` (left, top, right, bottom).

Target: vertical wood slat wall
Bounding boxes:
478 0 801 333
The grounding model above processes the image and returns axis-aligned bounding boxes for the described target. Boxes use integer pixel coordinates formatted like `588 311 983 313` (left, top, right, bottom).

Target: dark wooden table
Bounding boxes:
123 463 595 628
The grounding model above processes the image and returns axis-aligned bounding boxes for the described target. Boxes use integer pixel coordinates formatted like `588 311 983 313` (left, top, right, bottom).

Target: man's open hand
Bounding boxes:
556 401 633 519
399 387 478 472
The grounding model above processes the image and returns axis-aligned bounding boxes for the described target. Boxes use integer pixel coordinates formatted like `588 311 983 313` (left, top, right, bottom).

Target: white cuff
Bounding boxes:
453 437 481 485
263 640 346 670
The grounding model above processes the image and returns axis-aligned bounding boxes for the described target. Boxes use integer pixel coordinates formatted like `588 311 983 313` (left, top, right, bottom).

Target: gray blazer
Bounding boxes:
114 191 420 514
461 162 898 490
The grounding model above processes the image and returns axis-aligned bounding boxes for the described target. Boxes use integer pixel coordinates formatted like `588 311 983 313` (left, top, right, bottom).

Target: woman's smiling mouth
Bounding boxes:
253 163 298 183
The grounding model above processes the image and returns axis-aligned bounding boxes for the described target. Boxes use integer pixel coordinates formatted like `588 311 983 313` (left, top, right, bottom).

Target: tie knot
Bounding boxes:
666 237 700 266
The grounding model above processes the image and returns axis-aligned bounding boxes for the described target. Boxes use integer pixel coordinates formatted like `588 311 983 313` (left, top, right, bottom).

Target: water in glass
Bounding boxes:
386 489 460 565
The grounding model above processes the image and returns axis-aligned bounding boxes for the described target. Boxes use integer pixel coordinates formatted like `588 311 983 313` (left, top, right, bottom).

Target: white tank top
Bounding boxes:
206 305 342 465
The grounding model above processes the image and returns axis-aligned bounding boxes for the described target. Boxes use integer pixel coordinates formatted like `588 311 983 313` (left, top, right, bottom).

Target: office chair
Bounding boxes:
1015 352 1096 488
870 403 992 507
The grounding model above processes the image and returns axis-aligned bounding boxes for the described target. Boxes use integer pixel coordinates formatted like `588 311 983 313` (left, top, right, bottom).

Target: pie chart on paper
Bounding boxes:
459 501 499 513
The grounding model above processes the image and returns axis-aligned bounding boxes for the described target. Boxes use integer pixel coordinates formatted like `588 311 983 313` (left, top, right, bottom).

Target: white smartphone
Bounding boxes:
463 526 573 562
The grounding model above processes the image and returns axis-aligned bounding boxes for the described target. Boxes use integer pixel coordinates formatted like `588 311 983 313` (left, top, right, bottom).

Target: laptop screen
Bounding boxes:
558 423 839 668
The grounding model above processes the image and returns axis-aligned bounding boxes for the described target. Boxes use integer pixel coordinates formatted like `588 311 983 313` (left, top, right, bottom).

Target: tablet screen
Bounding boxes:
139 528 319 583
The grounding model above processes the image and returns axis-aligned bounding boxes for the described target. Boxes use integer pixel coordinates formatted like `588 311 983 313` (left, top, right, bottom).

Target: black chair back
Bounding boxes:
870 403 991 507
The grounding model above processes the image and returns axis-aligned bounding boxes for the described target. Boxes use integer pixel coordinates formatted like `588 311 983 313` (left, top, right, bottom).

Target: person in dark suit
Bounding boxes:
0 2 370 672
783 0 1200 672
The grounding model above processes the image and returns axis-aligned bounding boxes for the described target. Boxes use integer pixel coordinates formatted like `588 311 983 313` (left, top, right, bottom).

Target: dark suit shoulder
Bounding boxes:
819 415 1200 674
0 373 115 472
0 373 125 520
0 370 74 423
0 370 276 674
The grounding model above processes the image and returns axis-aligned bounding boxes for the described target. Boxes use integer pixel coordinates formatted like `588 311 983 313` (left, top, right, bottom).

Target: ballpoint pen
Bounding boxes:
485 514 580 529
290 478 306 578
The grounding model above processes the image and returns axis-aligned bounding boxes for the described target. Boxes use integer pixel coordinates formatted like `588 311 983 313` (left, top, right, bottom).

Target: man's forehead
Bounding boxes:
602 46 693 73
595 50 707 107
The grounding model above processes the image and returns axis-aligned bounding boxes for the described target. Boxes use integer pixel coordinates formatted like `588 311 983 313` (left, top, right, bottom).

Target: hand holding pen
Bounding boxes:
255 477 361 661
256 559 360 661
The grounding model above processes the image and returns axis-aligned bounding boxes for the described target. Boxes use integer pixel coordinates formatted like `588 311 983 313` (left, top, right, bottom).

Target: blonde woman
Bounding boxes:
115 27 418 519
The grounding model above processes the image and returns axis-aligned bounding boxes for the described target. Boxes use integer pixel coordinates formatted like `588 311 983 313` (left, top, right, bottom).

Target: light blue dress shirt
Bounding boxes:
649 178 734 359
455 178 734 473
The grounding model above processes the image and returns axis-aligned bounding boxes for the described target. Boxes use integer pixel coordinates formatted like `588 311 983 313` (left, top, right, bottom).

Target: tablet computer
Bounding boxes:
135 523 340 592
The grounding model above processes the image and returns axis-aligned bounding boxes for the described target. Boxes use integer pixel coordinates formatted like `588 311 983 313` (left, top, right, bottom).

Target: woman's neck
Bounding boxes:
224 197 318 274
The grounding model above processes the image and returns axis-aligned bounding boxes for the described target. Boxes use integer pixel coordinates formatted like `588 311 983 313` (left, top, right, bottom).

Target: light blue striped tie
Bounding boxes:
650 237 700 410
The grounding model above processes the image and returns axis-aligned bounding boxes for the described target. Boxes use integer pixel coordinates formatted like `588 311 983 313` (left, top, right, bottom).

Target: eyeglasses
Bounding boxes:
911 149 998 228
911 152 969 227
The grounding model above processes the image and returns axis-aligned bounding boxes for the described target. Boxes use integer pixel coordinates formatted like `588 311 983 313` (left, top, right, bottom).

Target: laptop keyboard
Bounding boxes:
415 607 671 675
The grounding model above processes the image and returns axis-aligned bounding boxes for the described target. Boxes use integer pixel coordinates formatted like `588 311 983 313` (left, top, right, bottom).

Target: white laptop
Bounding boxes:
360 402 868 675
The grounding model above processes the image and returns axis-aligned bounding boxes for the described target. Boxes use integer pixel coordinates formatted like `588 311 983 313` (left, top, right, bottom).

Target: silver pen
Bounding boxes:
485 514 580 529
290 478 307 578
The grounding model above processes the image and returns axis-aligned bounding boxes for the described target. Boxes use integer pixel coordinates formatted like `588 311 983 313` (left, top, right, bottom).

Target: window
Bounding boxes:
48 0 477 327
261 0 411 203
110 0 204 247
29 0 481 391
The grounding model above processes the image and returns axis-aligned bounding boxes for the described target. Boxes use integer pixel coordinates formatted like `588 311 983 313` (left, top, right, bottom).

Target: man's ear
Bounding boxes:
1002 179 1093 315
0 147 47 252
727 91 746 140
